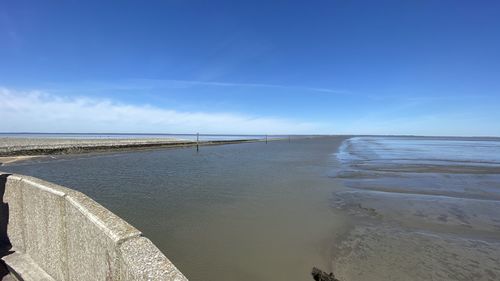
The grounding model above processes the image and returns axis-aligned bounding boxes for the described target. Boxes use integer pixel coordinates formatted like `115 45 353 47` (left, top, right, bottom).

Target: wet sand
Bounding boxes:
332 224 500 280
0 156 40 166
331 137 500 281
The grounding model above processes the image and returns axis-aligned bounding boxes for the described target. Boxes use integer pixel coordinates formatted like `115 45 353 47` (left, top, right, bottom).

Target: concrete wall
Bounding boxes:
0 172 188 281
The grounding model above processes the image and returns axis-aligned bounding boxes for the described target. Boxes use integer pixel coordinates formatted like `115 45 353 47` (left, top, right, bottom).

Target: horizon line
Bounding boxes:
1 132 499 139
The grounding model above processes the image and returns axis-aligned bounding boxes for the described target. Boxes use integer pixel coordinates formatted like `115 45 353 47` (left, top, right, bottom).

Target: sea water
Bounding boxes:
1 137 348 281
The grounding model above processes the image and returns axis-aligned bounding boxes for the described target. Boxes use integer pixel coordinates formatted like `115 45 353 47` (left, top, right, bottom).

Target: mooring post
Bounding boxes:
265 134 268 144
196 132 199 152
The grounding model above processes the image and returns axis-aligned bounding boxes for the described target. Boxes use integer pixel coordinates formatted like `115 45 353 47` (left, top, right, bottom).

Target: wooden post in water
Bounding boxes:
196 132 199 152
265 134 268 144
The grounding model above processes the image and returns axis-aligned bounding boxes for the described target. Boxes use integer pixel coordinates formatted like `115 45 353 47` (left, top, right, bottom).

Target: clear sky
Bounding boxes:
1 1 499 136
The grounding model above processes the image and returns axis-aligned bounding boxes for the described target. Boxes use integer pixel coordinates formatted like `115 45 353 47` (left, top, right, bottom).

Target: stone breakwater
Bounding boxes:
0 172 188 281
0 138 189 156
0 137 260 157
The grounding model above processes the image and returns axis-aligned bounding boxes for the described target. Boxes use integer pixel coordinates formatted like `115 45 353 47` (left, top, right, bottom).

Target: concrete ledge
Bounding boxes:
2 252 55 281
0 173 188 281
65 190 141 243
119 237 188 281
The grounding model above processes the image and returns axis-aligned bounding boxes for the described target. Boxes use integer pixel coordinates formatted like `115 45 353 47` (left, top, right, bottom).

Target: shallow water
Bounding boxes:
338 137 500 166
1 137 348 281
336 136 500 200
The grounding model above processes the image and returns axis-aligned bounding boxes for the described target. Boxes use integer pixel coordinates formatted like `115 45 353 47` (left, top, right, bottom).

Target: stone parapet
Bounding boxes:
0 172 188 281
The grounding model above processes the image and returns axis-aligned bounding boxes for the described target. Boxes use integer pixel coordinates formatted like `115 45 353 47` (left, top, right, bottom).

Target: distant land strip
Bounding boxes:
0 139 273 158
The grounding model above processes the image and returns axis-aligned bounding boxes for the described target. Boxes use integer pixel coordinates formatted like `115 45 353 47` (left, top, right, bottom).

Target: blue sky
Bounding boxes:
1 1 499 136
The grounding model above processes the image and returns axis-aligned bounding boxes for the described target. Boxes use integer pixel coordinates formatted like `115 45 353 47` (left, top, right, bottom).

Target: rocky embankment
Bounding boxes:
0 137 260 158
0 137 190 156
311 267 340 281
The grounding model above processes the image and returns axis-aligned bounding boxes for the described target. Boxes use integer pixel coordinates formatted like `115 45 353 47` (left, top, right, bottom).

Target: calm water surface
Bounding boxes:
2 137 348 281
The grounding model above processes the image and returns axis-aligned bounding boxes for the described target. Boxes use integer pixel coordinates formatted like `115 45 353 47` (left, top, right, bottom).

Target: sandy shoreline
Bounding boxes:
0 156 41 166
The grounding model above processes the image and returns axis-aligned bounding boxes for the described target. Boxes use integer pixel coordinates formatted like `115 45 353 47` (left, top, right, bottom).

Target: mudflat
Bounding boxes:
331 137 500 281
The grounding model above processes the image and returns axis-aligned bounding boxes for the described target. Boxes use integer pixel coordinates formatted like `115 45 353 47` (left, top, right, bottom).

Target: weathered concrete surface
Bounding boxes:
64 190 141 281
2 252 55 281
0 171 188 281
119 237 187 281
17 176 67 281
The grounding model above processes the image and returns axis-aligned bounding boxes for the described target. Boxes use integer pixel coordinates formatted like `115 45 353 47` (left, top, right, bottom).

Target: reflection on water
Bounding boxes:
336 137 500 200
1 137 348 281
339 137 500 165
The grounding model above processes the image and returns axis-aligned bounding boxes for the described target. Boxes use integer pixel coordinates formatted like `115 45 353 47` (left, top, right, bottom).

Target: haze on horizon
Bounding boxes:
1 1 499 137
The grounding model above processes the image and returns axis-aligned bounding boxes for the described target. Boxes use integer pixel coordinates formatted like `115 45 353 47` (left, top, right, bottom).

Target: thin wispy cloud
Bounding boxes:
0 87 324 134
159 79 348 94
44 79 349 95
